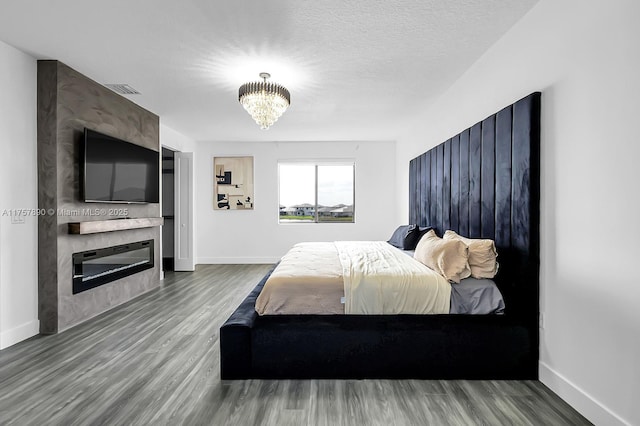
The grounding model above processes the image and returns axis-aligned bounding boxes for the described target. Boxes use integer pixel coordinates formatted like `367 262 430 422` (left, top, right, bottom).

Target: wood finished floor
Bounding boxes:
0 264 591 426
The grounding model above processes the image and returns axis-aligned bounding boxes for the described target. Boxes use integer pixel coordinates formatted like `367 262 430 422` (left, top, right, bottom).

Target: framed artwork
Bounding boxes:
214 156 254 210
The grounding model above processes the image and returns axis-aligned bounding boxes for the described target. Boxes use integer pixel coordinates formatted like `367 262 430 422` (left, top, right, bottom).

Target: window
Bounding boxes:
278 162 355 223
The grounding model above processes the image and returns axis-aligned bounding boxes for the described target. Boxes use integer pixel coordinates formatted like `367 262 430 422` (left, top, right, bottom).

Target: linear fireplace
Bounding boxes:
72 240 154 294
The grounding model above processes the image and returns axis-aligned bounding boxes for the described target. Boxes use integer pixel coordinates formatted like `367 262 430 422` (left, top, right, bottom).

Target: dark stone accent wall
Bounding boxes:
37 61 161 333
37 61 59 333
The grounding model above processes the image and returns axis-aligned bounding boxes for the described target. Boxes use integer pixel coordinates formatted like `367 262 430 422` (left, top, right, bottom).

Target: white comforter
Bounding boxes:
336 241 451 314
255 241 451 315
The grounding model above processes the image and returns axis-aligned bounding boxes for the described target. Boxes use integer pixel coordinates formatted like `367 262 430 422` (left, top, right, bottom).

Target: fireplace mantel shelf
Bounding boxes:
68 217 164 235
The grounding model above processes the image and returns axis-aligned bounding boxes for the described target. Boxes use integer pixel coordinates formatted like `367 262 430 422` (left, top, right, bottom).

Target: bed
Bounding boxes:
220 92 540 379
255 241 505 316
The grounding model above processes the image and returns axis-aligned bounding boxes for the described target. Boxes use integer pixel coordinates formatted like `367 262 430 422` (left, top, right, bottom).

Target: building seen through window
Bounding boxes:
278 162 354 223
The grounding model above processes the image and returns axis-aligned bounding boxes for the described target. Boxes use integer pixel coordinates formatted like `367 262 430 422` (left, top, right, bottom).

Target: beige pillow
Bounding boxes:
414 230 471 283
443 230 499 279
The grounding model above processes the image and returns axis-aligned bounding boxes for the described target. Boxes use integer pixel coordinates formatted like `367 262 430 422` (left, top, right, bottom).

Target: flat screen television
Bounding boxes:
82 128 160 203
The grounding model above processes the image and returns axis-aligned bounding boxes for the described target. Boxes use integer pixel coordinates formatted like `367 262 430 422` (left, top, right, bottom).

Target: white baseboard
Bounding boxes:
539 361 631 426
174 259 195 271
0 319 39 350
198 257 278 264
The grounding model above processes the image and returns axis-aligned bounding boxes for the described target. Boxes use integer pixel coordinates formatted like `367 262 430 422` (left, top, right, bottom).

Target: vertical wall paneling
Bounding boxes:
512 96 539 326
443 140 451 230
412 156 419 226
435 144 444 231
450 135 460 231
458 130 470 237
495 107 513 248
407 91 540 325
421 153 429 226
511 99 533 253
469 123 482 238
481 116 496 239
412 158 418 224
429 151 437 230
409 159 416 224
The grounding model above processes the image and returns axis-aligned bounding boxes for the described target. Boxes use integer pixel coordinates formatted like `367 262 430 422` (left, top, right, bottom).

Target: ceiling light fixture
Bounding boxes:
238 72 290 130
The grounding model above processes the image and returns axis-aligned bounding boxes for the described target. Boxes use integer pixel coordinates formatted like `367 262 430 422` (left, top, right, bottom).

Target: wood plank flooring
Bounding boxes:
0 265 591 425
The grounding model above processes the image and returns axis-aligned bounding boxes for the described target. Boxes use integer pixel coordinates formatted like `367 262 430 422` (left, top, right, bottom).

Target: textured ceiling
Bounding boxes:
0 0 538 142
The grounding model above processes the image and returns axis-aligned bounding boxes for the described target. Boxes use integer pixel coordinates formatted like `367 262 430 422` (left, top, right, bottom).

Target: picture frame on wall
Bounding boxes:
213 156 254 210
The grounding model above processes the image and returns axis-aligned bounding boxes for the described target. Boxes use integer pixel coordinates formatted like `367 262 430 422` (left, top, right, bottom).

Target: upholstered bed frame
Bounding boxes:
220 92 541 379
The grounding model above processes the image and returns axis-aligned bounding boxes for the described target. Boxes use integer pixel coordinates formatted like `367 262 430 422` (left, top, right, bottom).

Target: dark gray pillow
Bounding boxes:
387 225 419 250
409 226 434 249
416 226 434 241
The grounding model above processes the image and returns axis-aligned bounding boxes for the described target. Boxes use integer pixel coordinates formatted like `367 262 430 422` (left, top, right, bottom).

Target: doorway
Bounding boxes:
162 147 175 271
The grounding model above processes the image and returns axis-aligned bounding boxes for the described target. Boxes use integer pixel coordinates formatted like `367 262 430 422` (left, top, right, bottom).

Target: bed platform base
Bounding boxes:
220 266 536 380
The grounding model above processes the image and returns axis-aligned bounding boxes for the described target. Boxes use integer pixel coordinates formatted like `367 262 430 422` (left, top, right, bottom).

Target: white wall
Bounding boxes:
0 40 38 349
160 123 197 153
197 140 397 263
396 1 640 425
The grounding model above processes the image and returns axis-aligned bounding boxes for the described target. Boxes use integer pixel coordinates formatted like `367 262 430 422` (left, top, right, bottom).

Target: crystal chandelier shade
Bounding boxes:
238 73 290 130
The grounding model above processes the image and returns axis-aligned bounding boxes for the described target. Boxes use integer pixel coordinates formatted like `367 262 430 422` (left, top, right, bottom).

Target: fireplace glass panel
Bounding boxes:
73 240 154 294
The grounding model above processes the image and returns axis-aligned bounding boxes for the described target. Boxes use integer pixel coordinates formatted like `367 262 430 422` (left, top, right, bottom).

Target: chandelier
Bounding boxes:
238 72 290 130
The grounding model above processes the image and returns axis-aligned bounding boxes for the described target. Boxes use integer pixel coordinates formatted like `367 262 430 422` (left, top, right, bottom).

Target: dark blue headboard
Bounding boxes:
409 92 540 322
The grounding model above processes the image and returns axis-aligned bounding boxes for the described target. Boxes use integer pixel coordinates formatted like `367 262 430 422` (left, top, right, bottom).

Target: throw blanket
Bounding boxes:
336 241 450 314
256 242 344 315
255 241 451 315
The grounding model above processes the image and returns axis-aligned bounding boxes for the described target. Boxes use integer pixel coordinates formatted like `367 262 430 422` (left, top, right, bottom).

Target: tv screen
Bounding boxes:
83 129 160 203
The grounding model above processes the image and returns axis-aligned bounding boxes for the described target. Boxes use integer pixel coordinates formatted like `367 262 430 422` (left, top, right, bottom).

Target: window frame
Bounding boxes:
278 160 356 224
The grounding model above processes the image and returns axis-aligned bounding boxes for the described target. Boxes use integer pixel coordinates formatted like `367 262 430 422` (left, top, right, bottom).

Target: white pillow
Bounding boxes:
443 230 499 279
414 230 471 283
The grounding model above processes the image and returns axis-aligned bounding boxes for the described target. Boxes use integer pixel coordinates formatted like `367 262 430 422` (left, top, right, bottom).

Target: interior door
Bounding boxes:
174 152 195 271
